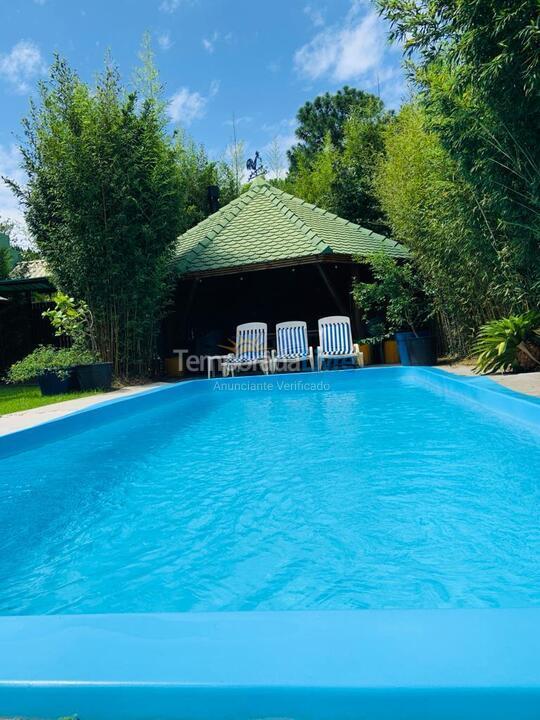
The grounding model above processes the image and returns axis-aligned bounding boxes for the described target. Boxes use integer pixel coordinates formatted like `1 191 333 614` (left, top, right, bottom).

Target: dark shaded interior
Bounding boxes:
160 260 371 361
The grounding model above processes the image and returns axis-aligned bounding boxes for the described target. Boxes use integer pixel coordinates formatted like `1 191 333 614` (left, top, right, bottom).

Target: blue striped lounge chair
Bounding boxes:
222 322 269 376
271 321 314 372
317 316 364 371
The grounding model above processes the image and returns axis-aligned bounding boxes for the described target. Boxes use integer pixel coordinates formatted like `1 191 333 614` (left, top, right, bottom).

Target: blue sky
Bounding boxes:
0 0 407 238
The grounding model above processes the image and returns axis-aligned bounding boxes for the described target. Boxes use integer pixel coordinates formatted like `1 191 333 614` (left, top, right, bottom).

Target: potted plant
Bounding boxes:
353 253 434 366
6 345 94 395
474 311 540 374
42 293 113 391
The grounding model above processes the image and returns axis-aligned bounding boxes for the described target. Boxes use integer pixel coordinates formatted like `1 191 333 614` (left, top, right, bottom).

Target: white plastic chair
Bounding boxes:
222 322 269 376
271 321 314 372
317 316 363 371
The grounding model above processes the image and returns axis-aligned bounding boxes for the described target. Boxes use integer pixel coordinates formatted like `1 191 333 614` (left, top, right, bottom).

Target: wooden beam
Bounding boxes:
316 263 347 316
179 253 355 280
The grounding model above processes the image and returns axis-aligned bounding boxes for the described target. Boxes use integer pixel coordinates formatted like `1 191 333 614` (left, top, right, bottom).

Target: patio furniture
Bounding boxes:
271 321 314 372
222 322 269 377
317 316 364 371
206 355 229 379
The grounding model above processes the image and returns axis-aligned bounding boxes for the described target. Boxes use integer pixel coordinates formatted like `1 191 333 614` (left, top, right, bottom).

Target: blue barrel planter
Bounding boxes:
37 370 75 396
395 332 416 365
74 362 113 391
405 335 437 366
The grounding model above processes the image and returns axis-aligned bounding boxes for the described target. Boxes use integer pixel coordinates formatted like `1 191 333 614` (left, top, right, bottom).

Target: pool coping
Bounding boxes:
1 608 540 719
1 367 540 718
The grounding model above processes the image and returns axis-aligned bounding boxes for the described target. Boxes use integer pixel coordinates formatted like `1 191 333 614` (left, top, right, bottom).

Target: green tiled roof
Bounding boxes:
174 177 408 276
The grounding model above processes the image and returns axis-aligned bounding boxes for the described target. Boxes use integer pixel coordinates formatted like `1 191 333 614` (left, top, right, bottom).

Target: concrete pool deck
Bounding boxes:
439 365 540 398
0 367 539 436
0 382 169 436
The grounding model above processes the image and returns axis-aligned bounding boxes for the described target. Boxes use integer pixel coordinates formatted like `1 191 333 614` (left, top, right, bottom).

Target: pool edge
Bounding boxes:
1 608 540 719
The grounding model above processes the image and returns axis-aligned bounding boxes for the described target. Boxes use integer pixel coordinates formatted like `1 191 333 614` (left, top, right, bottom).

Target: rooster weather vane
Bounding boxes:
246 151 266 181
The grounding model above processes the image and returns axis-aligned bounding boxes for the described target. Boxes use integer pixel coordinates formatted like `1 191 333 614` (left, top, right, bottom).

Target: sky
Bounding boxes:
0 0 407 240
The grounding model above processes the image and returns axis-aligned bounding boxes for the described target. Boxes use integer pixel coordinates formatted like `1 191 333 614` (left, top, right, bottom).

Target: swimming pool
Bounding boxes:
1 367 539 719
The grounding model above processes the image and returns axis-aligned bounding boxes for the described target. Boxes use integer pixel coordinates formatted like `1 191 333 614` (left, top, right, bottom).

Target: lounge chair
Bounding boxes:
222 322 269 376
271 321 314 372
317 316 364 371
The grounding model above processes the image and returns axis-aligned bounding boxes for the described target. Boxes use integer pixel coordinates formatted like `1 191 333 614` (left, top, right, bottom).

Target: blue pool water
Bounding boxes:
0 369 539 616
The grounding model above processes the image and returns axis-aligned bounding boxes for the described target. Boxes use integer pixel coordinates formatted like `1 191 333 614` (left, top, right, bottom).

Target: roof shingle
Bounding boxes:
174 178 408 275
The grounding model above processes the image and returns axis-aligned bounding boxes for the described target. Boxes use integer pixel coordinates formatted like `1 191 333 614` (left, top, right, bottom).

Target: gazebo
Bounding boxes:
162 177 407 359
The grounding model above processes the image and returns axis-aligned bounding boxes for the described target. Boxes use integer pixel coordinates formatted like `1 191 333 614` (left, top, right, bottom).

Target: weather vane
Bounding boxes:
246 151 266 181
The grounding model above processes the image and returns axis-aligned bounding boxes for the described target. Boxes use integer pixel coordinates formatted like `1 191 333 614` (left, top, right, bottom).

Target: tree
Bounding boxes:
375 103 521 355
332 109 390 233
378 0 540 308
174 131 237 230
0 247 9 279
289 134 338 210
6 53 182 377
288 87 385 171
266 137 286 181
227 114 245 196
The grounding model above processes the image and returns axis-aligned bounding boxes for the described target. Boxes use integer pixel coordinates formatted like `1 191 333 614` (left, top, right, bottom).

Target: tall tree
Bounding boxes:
375 103 519 354
288 87 385 171
174 131 237 230
7 53 182 377
378 0 540 306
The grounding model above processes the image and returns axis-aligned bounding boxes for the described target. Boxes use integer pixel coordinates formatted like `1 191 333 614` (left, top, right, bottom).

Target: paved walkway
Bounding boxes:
438 364 540 398
0 382 168 436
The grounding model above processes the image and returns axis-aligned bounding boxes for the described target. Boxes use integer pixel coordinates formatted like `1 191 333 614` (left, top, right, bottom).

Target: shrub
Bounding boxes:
352 253 431 342
474 311 540 374
42 292 97 352
6 345 98 384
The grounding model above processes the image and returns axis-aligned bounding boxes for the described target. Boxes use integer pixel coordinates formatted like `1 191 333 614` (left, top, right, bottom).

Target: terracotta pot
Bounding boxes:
358 343 372 366
383 339 400 364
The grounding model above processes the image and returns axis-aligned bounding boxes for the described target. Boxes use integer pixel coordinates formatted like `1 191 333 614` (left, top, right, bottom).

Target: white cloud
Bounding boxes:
224 115 252 127
261 116 297 135
0 144 28 242
157 32 173 51
202 31 232 54
168 80 219 125
0 40 46 93
168 88 206 124
159 0 181 13
202 36 215 53
304 4 325 27
294 5 388 83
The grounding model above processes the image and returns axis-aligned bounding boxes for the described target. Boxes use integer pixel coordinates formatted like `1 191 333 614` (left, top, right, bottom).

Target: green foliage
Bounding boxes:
474 312 540 374
352 253 430 341
7 345 98 383
0 247 9 279
288 86 384 170
288 134 338 210
286 88 390 231
6 51 182 378
374 103 517 355
42 292 97 352
174 131 237 230
332 109 390 233
378 0 540 328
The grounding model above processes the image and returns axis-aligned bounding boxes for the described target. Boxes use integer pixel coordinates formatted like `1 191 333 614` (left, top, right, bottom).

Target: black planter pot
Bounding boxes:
74 362 113 391
38 370 75 396
405 335 437 366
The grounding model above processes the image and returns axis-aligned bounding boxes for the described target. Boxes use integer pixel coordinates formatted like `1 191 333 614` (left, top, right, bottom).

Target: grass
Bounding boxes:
0 384 102 415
